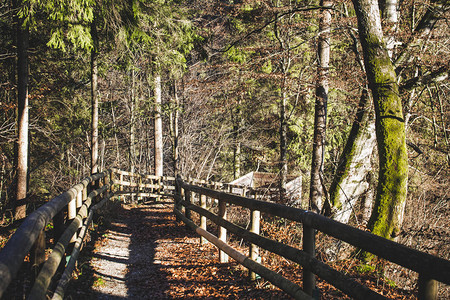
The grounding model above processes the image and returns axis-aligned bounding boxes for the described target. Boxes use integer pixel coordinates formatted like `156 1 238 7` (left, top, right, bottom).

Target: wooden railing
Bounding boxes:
111 168 176 201
174 176 450 300
2 170 448 299
0 170 113 299
110 168 269 202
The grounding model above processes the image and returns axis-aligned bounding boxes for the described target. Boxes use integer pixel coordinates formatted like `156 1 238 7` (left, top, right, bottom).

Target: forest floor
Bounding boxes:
63 199 418 299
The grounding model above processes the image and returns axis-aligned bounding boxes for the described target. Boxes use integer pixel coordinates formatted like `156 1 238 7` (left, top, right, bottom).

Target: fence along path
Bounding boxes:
0 169 449 299
173 176 450 300
0 170 113 299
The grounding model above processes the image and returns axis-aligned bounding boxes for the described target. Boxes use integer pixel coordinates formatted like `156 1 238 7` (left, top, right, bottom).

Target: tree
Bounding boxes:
13 0 29 220
309 0 332 214
90 18 99 175
351 0 408 239
154 74 163 176
327 89 376 224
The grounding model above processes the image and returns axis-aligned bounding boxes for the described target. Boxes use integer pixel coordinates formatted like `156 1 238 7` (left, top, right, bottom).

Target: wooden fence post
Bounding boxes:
200 194 207 245
185 190 192 220
110 170 115 194
68 196 76 221
130 173 135 203
138 175 142 202
157 177 162 201
53 210 65 241
418 274 438 300
53 209 66 275
218 199 228 263
249 206 260 280
76 190 83 210
303 225 316 296
175 176 182 221
30 230 46 279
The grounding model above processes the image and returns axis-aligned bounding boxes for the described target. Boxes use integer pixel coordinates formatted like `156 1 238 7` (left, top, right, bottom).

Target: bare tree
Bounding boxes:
309 0 332 213
14 0 29 220
154 74 163 176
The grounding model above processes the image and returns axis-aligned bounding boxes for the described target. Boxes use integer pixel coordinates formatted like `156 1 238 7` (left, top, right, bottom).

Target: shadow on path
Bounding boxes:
67 200 290 299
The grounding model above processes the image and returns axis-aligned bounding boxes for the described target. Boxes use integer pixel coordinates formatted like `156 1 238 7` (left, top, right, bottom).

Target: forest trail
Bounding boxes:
66 200 290 299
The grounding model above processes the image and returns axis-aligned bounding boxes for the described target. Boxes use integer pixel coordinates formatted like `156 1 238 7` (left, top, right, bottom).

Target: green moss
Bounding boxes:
359 29 408 240
356 263 376 274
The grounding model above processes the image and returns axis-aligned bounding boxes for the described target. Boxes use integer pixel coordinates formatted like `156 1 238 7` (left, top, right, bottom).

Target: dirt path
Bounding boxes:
66 200 289 299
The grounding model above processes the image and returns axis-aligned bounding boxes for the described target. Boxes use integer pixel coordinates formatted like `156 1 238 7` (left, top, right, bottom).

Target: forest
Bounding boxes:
0 0 449 297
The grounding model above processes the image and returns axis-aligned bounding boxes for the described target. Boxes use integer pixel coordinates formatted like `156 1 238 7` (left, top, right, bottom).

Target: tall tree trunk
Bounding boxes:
328 89 377 224
233 98 242 180
309 0 331 214
352 0 408 239
169 81 180 176
379 0 398 57
90 20 99 175
274 14 289 204
14 1 29 220
279 89 287 203
154 75 163 177
129 69 136 174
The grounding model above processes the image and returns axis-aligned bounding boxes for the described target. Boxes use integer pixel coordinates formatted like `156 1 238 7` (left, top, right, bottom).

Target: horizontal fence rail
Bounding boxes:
0 170 113 299
174 176 450 300
111 168 175 201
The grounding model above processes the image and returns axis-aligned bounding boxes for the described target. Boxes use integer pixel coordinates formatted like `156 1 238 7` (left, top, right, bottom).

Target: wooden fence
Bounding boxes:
111 168 176 201
0 171 113 299
1 170 449 299
174 176 450 300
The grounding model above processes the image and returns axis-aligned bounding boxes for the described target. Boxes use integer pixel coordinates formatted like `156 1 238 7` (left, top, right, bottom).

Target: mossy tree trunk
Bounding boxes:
352 0 408 239
309 0 331 213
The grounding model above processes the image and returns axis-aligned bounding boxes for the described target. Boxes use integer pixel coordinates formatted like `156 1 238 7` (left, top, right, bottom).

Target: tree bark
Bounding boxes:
90 20 99 175
233 98 242 180
351 0 408 239
14 1 29 220
169 81 179 176
379 0 398 57
129 69 136 174
279 89 287 203
309 0 331 214
328 89 376 224
154 75 163 177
